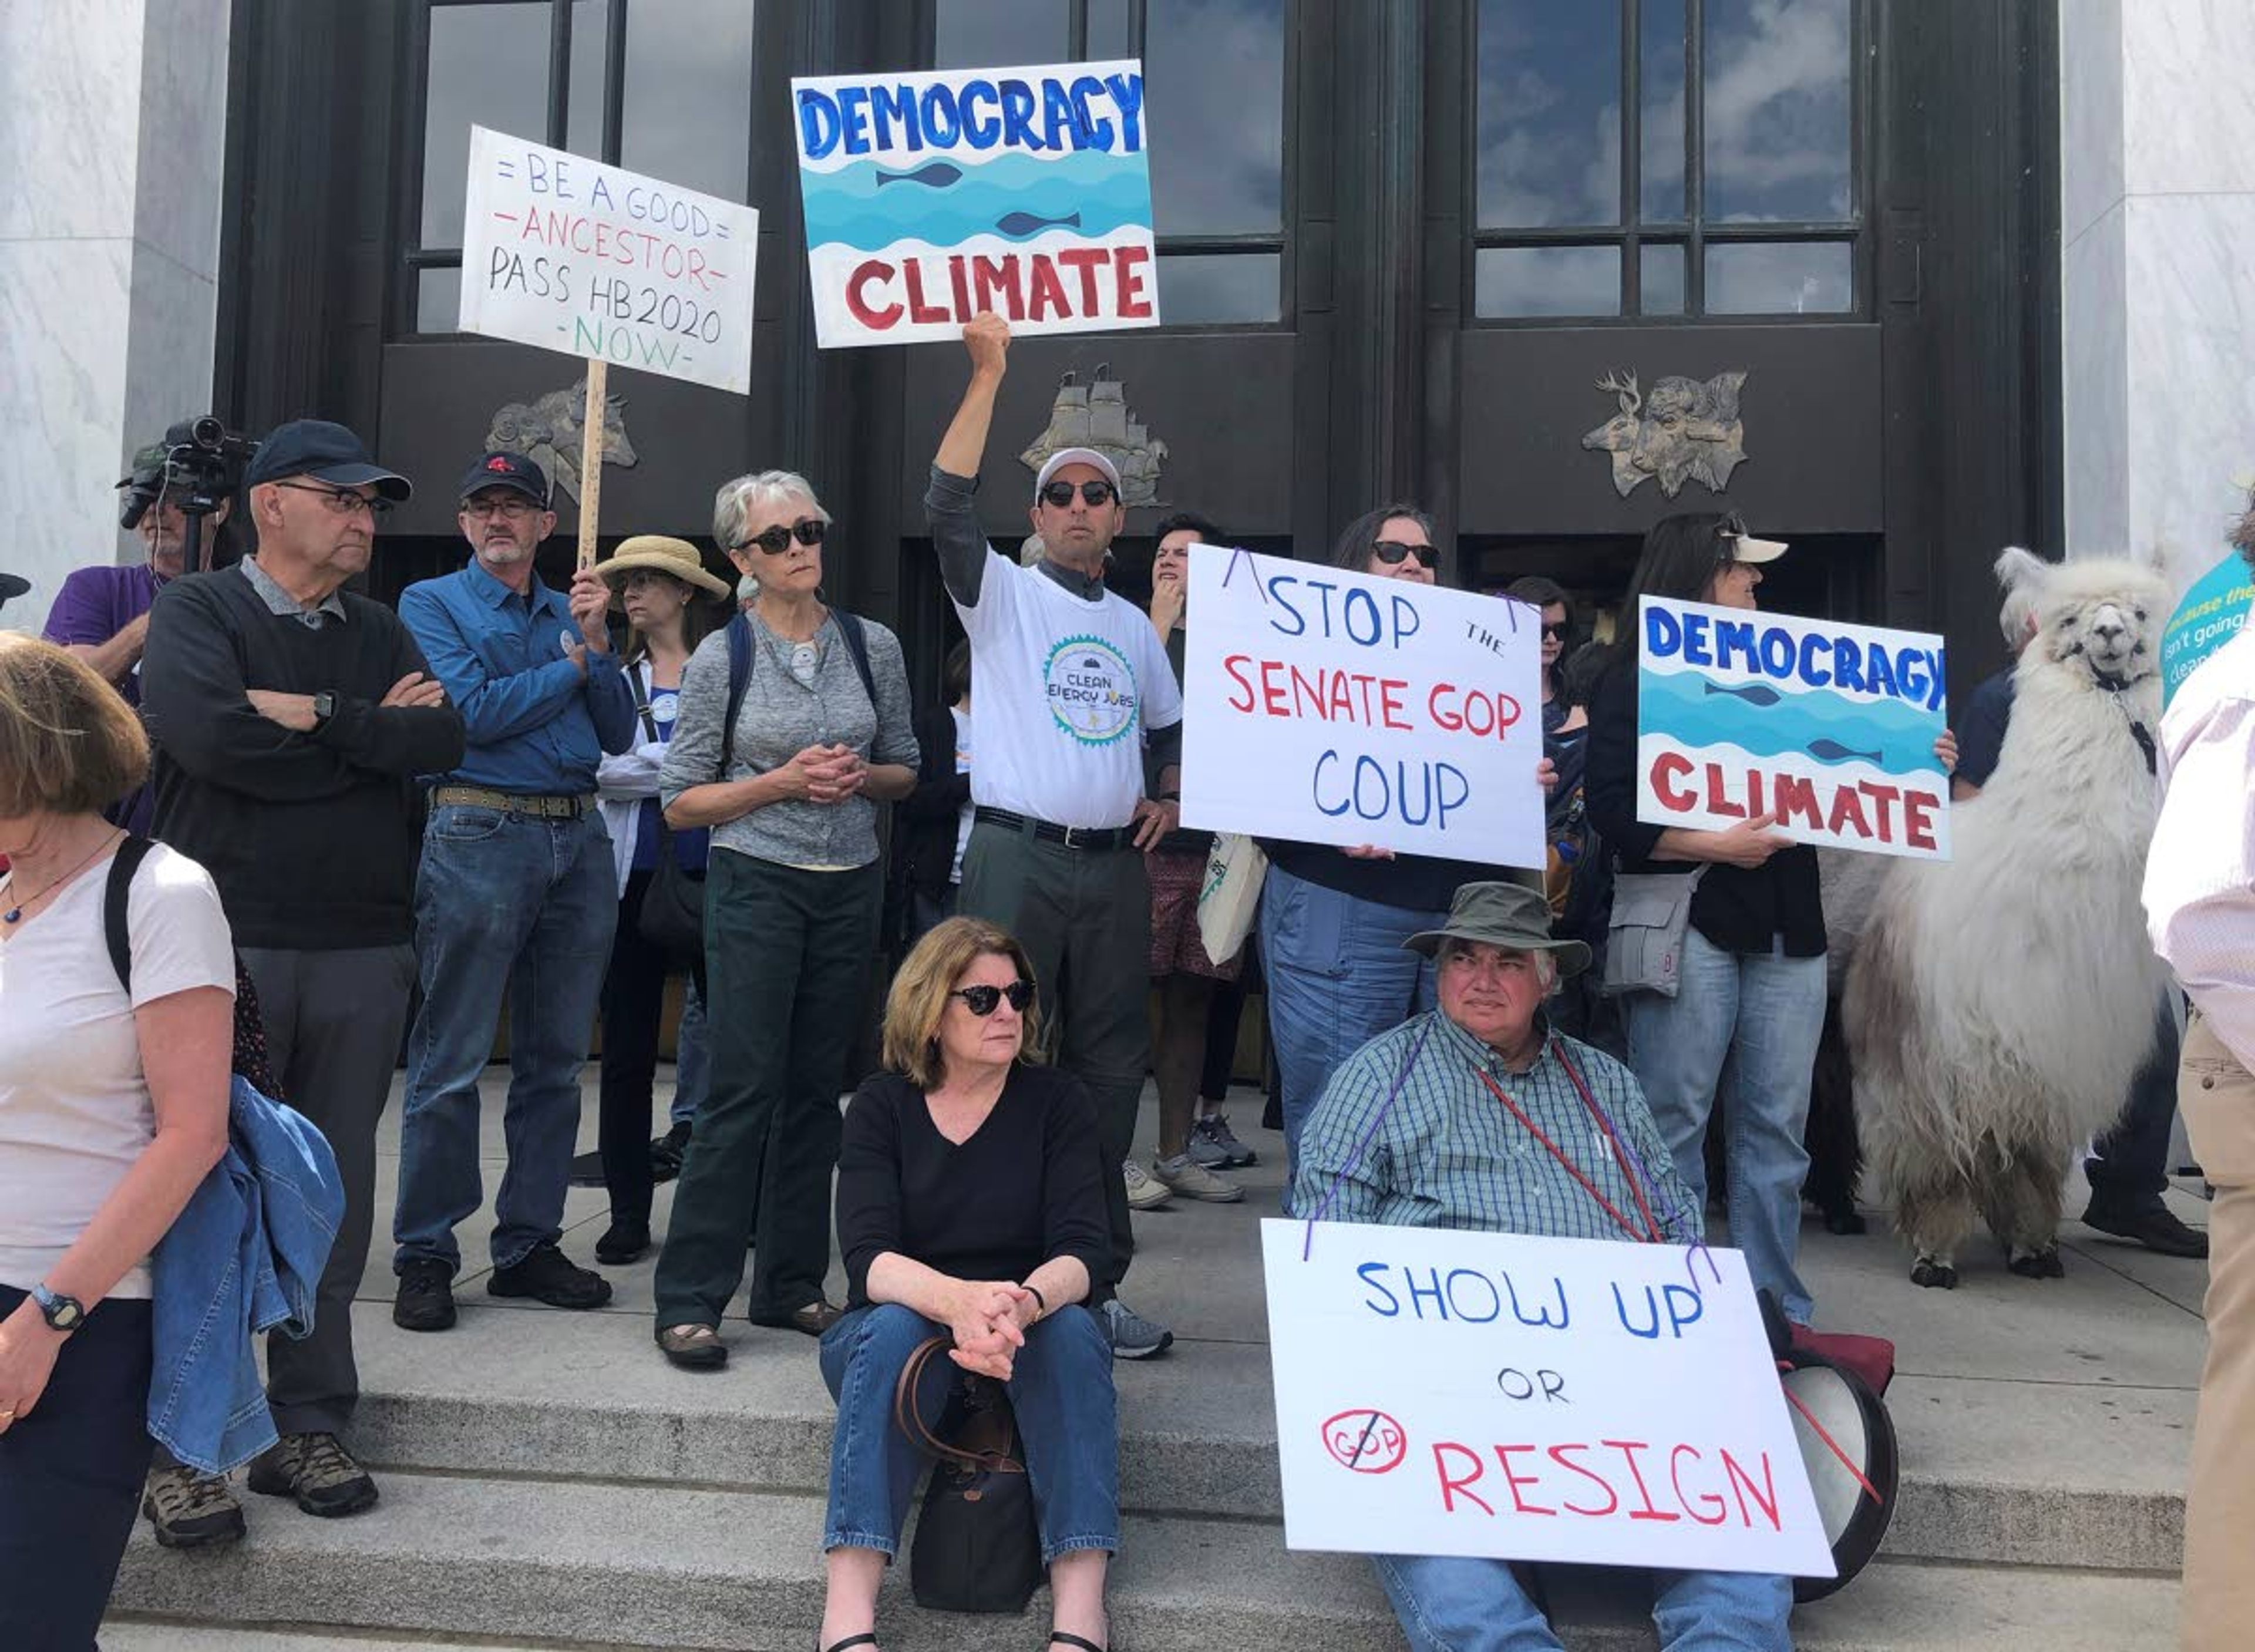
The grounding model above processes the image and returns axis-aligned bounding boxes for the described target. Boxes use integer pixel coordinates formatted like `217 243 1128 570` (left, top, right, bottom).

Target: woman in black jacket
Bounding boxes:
897 641 972 948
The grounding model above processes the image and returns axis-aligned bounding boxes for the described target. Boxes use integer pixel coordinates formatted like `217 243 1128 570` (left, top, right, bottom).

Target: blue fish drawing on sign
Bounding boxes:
995 210 1083 238
1808 739 1884 765
1703 681 1783 708
875 162 963 189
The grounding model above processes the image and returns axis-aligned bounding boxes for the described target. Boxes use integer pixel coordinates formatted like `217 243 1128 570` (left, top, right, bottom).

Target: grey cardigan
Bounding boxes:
658 611 918 870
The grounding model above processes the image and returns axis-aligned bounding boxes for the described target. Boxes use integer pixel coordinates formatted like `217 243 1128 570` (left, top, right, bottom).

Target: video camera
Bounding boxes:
117 416 258 531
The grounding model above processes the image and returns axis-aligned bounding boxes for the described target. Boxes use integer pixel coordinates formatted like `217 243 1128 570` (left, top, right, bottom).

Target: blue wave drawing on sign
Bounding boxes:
800 151 1152 251
1641 669 1946 772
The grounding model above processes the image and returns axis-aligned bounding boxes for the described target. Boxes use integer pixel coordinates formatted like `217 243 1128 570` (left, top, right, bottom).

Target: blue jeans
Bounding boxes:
393 805 617 1274
817 1303 1119 1564
1260 863 1443 1203
671 976 708 1129
1374 1553 1793 1651
1623 930 1826 1324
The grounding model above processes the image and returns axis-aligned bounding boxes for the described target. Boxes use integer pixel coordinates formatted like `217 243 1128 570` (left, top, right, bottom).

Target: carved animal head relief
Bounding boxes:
1581 369 1749 499
484 378 638 505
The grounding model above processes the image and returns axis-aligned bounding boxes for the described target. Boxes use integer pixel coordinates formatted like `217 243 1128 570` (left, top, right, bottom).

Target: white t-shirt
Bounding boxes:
955 551 1184 829
0 842 235 1298
948 705 975 884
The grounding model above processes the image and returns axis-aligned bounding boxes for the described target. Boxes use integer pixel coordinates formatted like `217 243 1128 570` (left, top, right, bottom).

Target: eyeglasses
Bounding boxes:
736 519 827 556
1371 540 1437 568
1540 622 1569 641
951 980 1035 1017
461 496 541 520
280 482 392 519
1039 480 1117 509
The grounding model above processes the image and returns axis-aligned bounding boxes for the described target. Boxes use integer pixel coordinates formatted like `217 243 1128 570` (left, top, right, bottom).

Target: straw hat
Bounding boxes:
592 536 732 601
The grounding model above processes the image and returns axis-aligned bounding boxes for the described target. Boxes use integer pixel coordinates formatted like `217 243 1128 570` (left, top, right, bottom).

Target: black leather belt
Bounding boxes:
974 806 1136 852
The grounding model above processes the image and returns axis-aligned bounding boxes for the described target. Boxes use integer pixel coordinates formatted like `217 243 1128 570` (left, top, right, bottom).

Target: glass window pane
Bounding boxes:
1088 0 1136 59
1474 245 1621 318
619 0 755 200
1476 0 1621 229
1640 242 1685 314
421 2 552 247
936 0 1068 68
565 0 608 161
1702 0 1852 223
1640 0 1687 222
1157 253 1281 325
416 265 463 334
1704 241 1852 314
1147 0 1284 236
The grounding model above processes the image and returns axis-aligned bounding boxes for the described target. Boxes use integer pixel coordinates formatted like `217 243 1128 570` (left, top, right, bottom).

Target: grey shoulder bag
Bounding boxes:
1601 867 1708 999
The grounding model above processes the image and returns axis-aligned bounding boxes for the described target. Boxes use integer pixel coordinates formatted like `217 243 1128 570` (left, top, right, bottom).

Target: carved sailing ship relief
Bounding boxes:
1019 365 1169 508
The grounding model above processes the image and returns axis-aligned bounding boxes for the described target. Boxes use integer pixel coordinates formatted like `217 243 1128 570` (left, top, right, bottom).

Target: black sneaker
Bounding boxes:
595 1218 651 1266
392 1259 457 1331
142 1465 245 1548
248 1431 379 1518
489 1242 613 1309
2081 1197 2210 1258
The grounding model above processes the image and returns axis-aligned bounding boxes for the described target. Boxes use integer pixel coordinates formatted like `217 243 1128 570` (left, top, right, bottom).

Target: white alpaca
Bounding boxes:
1846 548 2173 1286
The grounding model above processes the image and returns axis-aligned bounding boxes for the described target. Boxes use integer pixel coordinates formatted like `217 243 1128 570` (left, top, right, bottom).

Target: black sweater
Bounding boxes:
141 568 467 949
1584 656 1825 957
834 1064 1109 1310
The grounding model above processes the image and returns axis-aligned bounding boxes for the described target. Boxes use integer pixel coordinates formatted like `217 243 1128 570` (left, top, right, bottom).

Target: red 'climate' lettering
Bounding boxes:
1651 751 1697 812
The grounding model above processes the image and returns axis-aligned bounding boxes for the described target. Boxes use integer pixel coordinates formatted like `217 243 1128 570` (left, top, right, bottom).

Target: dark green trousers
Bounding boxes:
654 852 881 1327
958 819 1150 1293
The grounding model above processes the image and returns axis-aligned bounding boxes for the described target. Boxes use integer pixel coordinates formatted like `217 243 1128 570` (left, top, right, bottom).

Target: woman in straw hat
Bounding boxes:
587 536 729 1266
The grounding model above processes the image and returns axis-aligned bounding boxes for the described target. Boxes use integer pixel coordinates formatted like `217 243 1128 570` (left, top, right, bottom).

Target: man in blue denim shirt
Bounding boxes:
391 452 636 1331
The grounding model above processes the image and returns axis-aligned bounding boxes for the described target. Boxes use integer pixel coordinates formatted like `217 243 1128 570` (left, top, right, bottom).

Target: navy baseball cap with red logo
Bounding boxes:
459 451 551 507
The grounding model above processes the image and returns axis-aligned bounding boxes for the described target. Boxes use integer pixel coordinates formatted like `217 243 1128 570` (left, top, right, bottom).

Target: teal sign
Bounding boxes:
2161 553 2255 706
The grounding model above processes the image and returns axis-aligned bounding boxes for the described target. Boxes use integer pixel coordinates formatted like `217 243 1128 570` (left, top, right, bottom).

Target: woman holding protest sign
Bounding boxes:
1584 513 1954 1327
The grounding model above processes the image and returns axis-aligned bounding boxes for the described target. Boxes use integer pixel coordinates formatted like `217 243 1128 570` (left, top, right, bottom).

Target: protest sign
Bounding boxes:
791 61 1158 348
1179 545 1546 868
1635 597 1950 860
2161 550 2255 707
1263 1219 1833 1578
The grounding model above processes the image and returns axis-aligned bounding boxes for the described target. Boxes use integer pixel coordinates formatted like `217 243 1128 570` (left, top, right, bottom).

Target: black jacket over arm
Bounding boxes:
898 701 970 901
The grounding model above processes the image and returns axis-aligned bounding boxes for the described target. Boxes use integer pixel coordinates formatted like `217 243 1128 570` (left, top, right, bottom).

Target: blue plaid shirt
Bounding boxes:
1291 1010 1702 1245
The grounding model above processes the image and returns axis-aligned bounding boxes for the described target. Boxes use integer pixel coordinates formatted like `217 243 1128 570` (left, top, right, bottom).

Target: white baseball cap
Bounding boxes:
1034 447 1122 497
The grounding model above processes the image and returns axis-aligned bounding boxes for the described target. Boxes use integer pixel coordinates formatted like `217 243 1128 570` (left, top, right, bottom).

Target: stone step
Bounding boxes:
108 1469 2177 1651
103 1629 578 1652
342 1304 2188 1573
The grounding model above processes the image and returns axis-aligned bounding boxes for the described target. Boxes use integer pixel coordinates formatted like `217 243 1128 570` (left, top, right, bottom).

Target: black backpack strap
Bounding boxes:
834 610 879 708
719 612 754 777
103 835 159 995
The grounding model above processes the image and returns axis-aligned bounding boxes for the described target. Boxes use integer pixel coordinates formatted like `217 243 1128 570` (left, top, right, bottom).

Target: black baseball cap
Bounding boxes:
459 451 551 507
243 420 412 500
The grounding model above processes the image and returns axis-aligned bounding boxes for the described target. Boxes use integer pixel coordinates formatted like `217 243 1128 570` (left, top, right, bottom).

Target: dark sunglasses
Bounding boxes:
1372 540 1437 568
1039 480 1118 509
1540 621 1569 641
738 518 827 556
951 980 1035 1017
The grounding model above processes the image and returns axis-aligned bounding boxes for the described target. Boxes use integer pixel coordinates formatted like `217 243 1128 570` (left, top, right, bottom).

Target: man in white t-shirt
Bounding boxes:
925 312 1184 1359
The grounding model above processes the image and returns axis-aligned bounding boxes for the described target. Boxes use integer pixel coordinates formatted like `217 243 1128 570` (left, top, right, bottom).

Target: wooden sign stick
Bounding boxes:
576 359 607 571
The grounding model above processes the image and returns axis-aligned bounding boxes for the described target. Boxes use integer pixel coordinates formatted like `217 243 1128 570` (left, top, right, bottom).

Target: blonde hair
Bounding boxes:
0 633 149 815
882 917 1042 1089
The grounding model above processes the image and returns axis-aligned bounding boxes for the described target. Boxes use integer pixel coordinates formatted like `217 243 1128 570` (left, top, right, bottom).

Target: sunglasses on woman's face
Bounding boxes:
951 980 1035 1017
1372 540 1437 568
738 518 827 556
1039 479 1117 509
1540 622 1568 641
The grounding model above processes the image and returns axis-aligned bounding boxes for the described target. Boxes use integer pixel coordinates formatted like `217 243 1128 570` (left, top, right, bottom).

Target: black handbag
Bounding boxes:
893 1335 1043 1614
636 818 706 960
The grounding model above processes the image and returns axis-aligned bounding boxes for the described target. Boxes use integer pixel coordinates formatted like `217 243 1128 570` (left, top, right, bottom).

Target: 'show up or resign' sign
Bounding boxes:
1636 596 1952 860
1263 1219 1833 1578
792 62 1158 348
1179 546 1547 868
459 125 760 396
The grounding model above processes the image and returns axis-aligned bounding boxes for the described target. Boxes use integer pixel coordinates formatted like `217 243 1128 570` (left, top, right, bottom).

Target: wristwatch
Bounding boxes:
310 689 338 729
31 1283 86 1334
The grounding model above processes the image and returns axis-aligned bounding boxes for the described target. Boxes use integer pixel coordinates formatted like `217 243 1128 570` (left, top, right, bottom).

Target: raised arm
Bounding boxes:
923 313 1013 608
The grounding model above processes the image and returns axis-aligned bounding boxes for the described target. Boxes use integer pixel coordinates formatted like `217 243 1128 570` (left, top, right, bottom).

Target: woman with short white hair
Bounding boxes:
650 471 919 1368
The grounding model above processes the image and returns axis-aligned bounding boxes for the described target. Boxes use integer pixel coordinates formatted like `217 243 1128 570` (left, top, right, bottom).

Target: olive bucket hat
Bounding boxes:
1402 880 1592 977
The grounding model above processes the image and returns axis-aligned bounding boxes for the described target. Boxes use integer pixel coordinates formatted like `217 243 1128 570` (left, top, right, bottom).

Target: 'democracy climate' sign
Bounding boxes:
2161 551 2255 707
792 61 1158 348
1636 597 1951 860
1263 1220 1833 1577
459 125 760 395
1180 546 1547 868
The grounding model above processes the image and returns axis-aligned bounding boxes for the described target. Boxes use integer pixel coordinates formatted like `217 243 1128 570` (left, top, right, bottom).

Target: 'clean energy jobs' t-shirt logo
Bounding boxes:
1044 634 1139 746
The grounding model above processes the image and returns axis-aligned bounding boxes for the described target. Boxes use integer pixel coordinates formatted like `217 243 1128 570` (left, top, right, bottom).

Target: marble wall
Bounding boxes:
2061 0 2255 595
0 0 228 632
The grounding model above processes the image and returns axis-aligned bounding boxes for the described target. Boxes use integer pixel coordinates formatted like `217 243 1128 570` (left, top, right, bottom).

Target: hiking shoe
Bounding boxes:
489 1241 614 1309
1102 1297 1174 1359
1185 1119 1235 1170
248 1432 379 1518
1123 1158 1173 1212
1200 1111 1258 1167
1153 1152 1244 1203
392 1259 457 1332
142 1465 244 1549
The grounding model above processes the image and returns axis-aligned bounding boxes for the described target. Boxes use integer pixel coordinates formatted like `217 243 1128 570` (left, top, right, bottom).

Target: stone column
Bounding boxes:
2061 0 2255 591
0 0 229 629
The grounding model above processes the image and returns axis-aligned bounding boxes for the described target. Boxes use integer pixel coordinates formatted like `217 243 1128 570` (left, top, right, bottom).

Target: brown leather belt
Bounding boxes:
430 785 595 819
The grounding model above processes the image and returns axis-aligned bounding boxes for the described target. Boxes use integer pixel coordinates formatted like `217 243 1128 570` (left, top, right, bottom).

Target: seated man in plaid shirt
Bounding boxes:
1292 880 1793 1652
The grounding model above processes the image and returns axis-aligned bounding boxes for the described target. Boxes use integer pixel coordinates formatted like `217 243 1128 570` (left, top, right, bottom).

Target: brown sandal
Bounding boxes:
656 1323 727 1369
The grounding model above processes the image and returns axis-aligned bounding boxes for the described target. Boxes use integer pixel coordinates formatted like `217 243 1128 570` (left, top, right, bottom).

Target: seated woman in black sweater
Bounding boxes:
817 917 1117 1652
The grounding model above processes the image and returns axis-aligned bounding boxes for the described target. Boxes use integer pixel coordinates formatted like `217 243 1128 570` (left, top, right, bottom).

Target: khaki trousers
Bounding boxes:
2180 1011 2255 1652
